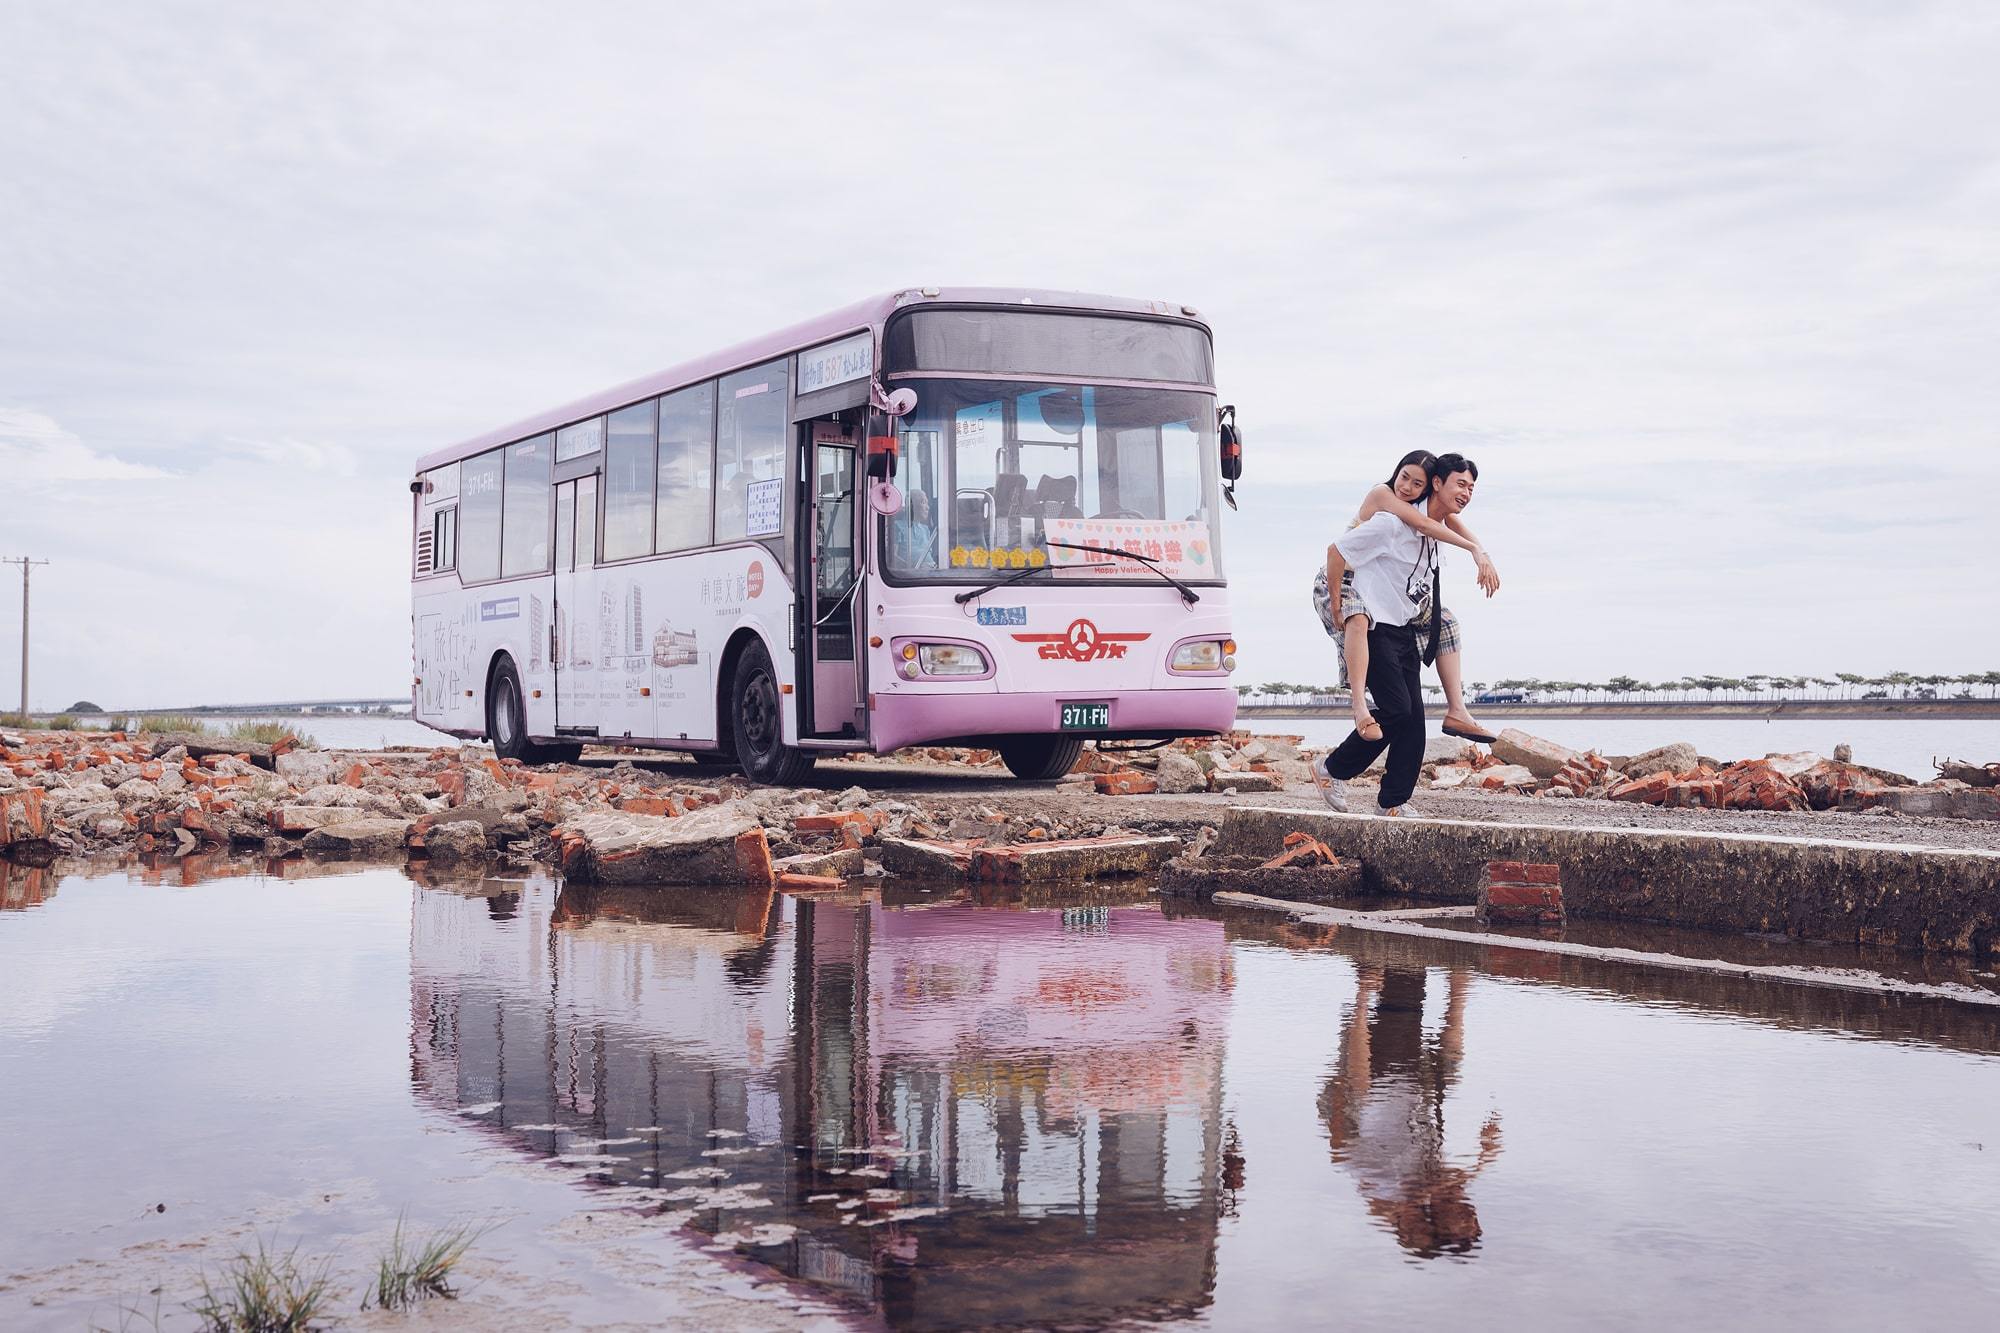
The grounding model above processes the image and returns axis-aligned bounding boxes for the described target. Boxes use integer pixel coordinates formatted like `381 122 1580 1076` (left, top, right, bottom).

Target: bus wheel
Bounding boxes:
997 735 1085 780
488 658 533 763
730 640 816 785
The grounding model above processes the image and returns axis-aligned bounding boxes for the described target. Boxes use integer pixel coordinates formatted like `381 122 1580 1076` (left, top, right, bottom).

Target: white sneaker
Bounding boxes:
1312 755 1349 812
1378 803 1418 818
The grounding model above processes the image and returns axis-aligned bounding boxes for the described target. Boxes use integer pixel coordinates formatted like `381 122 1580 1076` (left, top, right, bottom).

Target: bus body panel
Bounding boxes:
864 580 1235 750
412 549 796 749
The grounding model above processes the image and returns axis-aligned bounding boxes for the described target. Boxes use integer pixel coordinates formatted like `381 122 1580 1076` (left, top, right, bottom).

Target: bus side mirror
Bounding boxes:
869 481 904 516
1219 404 1242 510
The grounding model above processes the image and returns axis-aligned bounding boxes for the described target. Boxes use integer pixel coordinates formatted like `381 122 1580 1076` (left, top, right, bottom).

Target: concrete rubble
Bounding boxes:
4 719 1999 896
1160 831 1363 902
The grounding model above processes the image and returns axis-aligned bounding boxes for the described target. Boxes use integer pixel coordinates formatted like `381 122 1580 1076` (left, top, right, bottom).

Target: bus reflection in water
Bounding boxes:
409 880 1233 1326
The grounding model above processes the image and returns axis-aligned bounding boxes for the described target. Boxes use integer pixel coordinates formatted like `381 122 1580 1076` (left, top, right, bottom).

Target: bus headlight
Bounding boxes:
918 643 989 676
1170 639 1235 673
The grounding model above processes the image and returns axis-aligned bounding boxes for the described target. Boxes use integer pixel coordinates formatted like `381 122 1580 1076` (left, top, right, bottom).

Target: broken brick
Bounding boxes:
1484 860 1560 886
776 872 845 891
1092 770 1158 795
1608 771 1675 804
734 828 775 890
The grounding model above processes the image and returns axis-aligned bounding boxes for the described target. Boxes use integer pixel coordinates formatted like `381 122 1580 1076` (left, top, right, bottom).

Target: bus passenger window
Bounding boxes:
501 434 554 577
603 401 657 561
715 360 788 547
657 382 716 552
458 448 503 583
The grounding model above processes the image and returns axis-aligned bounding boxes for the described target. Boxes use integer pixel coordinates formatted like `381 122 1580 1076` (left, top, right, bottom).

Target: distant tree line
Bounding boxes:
1235 670 2000 705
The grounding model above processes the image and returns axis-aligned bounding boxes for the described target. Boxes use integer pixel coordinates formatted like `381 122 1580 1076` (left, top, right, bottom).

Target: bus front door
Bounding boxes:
800 421 863 738
553 475 600 737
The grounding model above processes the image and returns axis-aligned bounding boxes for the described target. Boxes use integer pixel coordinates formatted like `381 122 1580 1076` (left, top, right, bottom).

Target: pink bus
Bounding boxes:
409 287 1240 781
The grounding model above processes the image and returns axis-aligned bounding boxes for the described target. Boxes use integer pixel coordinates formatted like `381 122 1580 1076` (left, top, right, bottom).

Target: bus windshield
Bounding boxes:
883 379 1222 583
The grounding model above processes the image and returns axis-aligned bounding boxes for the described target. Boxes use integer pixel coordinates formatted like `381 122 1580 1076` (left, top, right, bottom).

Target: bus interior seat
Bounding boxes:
1033 474 1082 518
954 491 991 549
994 473 1028 517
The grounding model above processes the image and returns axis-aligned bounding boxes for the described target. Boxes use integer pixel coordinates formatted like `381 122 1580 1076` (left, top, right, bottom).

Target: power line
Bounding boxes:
4 557 49 718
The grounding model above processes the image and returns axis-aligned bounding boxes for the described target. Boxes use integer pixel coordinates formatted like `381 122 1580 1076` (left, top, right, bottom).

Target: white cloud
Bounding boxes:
0 408 165 483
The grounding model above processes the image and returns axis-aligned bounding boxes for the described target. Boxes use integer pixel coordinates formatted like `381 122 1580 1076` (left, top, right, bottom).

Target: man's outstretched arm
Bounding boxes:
1443 513 1501 596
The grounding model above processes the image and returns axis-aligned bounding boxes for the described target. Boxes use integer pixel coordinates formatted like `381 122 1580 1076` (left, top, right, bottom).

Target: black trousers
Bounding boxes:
1324 620 1426 809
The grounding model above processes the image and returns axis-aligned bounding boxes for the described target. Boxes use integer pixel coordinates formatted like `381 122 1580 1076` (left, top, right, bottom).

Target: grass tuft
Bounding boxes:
88 1294 165 1332
139 715 211 735
187 1239 334 1332
226 720 317 748
364 1216 494 1311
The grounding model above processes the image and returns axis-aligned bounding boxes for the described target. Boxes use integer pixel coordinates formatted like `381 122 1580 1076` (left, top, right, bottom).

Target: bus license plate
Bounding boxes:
1060 703 1110 731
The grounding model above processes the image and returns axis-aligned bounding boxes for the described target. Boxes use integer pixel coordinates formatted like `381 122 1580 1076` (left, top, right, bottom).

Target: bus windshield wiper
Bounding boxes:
953 561 1057 604
1046 541 1201 606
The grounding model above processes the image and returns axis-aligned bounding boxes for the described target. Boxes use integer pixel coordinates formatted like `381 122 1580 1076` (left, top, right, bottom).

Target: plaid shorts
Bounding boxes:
1313 566 1460 688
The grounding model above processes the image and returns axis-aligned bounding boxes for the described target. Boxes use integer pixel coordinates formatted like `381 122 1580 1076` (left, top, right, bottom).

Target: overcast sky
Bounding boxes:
2 1 1995 709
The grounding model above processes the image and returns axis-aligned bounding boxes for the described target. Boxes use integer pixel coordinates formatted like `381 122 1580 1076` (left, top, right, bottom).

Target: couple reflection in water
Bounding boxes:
1319 965 1503 1258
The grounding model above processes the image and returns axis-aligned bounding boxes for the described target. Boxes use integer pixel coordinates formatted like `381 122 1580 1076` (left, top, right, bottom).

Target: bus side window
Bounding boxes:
433 507 457 571
658 382 716 552
715 360 788 550
459 448 504 583
603 400 657 561
501 434 554 578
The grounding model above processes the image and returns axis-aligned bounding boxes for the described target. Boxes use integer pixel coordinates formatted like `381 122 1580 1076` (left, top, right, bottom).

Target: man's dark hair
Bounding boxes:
1430 453 1479 488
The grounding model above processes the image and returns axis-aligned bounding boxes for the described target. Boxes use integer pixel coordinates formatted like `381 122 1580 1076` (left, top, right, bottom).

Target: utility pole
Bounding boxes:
4 557 48 719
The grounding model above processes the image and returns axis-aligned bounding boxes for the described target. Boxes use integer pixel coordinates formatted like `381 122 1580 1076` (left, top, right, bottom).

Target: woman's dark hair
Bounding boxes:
1386 450 1437 488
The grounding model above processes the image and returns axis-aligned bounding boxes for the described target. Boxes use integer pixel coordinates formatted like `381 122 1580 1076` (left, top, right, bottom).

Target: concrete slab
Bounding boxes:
1218 804 2000 959
1211 890 2000 1008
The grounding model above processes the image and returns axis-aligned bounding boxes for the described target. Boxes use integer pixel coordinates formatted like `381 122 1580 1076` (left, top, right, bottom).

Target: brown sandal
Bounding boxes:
1356 716 1384 743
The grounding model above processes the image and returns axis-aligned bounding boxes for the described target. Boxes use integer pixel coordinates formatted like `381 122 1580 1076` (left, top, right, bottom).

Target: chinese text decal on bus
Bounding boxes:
410 288 1243 782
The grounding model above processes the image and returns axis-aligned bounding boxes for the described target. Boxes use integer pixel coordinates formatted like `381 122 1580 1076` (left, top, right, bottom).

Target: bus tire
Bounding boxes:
487 657 534 763
487 658 578 766
730 640 815 785
997 735 1085 780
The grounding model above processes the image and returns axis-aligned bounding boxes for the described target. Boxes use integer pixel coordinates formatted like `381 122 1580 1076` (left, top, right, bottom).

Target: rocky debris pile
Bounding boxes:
1073 732 1312 796
1416 727 2000 821
0 728 741 869
1 726 1224 882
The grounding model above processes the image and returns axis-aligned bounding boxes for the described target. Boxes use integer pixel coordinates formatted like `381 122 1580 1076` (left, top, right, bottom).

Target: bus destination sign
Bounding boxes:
797 332 873 394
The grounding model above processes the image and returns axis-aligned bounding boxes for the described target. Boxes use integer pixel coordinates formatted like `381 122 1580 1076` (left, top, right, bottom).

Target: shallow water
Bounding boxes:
4 860 1999 1329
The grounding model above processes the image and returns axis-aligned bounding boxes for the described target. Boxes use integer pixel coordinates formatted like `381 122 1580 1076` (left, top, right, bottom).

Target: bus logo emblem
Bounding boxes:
1012 618 1149 662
